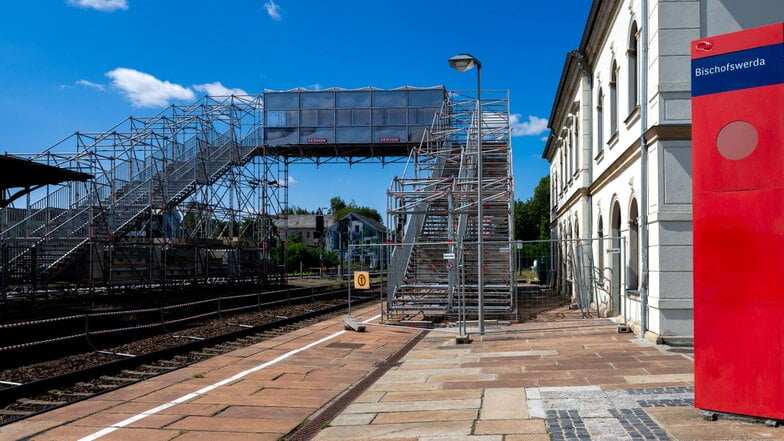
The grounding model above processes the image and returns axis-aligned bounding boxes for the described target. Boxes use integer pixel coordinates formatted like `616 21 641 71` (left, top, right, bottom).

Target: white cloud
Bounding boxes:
193 82 247 97
106 68 195 107
75 79 105 91
287 176 298 185
264 0 282 20
510 114 549 136
67 0 128 11
540 136 549 142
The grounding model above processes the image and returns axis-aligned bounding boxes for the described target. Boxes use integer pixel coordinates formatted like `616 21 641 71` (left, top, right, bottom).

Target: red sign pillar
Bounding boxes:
692 23 784 419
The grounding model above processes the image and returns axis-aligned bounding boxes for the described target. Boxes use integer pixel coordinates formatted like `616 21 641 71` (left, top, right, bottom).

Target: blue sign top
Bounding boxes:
691 43 784 97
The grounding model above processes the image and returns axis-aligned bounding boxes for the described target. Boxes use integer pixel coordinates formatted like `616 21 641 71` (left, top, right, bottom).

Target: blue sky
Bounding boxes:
0 0 591 219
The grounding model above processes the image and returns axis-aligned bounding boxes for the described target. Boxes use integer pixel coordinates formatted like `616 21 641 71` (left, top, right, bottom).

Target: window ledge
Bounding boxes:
626 289 640 300
607 132 619 149
624 106 641 126
595 150 605 163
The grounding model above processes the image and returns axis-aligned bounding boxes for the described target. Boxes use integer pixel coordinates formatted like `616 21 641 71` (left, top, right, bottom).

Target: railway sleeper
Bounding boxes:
221 342 247 348
99 375 135 382
75 381 101 390
49 389 92 398
140 364 176 371
121 370 155 377
0 409 31 416
17 398 66 406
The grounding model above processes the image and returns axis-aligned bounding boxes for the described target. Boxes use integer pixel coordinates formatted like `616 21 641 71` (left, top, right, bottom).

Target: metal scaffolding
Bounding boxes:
386 90 515 322
0 86 514 308
1 95 282 292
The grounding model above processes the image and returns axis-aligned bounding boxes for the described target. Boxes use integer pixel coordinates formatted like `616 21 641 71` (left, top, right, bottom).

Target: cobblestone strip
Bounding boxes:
609 408 671 440
637 398 694 408
529 386 695 440
546 409 591 441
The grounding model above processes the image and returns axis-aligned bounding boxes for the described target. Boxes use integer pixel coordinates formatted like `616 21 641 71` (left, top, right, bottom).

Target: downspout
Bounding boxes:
639 0 650 338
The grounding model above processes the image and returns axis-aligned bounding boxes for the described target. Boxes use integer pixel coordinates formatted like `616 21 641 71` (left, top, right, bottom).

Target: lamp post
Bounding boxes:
449 53 484 335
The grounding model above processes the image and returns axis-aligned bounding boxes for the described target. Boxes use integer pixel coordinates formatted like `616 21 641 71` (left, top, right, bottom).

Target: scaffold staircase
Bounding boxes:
0 96 268 286
387 91 514 322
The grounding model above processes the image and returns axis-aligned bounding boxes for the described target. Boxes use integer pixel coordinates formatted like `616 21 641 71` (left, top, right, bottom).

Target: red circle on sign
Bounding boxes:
716 120 758 160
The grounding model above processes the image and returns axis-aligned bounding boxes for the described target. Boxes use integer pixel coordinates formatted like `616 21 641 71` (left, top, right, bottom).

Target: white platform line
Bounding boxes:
78 314 381 441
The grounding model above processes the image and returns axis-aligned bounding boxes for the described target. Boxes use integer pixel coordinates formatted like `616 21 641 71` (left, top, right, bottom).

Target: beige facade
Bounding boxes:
282 214 334 247
544 0 784 344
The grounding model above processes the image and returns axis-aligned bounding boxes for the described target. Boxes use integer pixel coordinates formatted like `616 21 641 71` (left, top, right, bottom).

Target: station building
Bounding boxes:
544 0 784 343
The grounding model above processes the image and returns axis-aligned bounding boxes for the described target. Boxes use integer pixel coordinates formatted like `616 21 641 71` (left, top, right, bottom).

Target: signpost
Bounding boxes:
692 22 784 421
354 271 370 290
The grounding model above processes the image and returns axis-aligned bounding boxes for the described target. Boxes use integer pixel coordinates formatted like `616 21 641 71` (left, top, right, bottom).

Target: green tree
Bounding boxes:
515 176 550 241
329 196 347 214
329 196 382 223
286 240 339 272
282 206 312 215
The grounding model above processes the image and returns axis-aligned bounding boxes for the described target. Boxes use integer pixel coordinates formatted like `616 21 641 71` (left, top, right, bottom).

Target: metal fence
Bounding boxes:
514 237 627 320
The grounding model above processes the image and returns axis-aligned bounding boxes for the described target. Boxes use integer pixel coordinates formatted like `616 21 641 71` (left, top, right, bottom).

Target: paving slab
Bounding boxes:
309 306 784 440
7 304 784 440
0 304 419 441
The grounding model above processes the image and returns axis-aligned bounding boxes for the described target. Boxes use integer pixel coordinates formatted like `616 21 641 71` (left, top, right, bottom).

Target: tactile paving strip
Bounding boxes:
529 386 694 440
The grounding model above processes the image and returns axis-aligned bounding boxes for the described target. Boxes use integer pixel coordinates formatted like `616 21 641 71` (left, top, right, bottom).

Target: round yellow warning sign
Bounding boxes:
354 271 370 289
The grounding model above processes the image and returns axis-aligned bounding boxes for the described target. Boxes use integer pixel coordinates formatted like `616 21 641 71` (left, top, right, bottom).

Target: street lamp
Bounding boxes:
449 53 484 335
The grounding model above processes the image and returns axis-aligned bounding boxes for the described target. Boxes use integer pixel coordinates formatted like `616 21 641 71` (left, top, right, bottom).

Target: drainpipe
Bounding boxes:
639 0 650 339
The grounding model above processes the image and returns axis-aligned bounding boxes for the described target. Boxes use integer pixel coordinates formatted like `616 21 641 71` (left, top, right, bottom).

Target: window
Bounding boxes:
610 60 618 137
559 146 565 190
596 88 604 155
628 199 639 290
572 112 579 174
628 22 639 112
562 131 574 179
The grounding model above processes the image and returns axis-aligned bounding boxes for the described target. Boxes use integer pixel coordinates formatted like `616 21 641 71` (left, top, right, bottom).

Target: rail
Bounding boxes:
0 285 349 354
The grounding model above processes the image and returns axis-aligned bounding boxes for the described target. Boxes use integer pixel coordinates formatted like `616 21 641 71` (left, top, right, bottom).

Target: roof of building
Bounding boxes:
1 154 93 208
329 212 388 233
284 214 335 229
542 0 622 160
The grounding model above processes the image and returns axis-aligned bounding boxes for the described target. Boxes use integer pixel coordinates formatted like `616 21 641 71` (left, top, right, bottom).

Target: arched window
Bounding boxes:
574 217 579 240
628 22 639 112
596 88 604 154
610 201 622 311
628 199 640 290
610 60 618 136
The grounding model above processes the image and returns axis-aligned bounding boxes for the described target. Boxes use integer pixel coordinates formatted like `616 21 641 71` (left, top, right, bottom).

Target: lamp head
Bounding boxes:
448 53 481 72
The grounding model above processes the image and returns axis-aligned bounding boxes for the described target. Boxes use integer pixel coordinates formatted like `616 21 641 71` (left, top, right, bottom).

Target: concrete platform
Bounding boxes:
2 305 783 440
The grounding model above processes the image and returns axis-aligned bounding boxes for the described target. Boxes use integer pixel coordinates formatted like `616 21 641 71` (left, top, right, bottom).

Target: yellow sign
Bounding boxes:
354 271 370 290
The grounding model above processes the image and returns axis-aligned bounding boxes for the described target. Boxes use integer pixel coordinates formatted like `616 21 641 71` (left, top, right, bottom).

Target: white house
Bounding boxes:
543 0 784 344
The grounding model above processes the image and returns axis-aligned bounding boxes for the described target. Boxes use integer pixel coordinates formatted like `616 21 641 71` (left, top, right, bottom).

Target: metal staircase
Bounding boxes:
0 95 270 287
387 90 514 321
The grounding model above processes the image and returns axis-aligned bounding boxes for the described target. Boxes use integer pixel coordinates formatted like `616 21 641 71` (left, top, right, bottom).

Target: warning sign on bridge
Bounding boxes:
354 271 370 290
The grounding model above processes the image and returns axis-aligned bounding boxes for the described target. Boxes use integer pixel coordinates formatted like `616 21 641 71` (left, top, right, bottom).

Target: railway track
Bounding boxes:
0 289 377 426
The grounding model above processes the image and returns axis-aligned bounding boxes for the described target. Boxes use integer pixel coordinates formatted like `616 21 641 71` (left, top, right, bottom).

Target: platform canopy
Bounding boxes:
0 154 93 208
